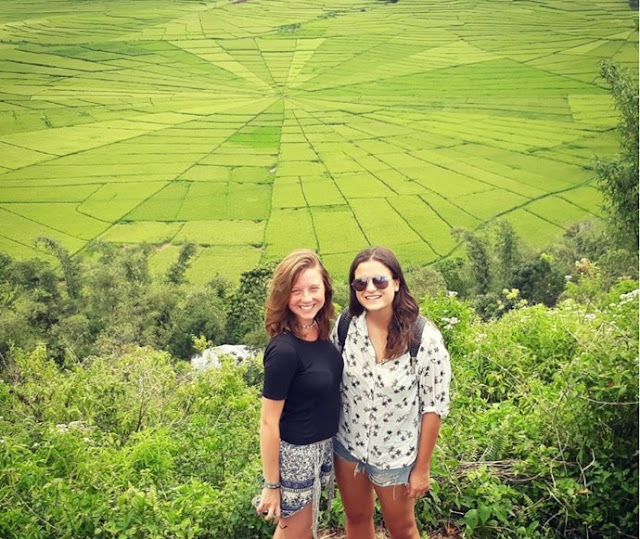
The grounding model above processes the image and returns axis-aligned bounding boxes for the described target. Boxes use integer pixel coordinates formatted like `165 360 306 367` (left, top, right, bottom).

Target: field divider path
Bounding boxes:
118 98 277 227
291 107 370 248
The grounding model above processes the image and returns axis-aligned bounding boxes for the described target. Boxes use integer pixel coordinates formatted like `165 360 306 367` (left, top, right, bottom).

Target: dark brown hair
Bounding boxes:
265 249 334 340
348 246 419 359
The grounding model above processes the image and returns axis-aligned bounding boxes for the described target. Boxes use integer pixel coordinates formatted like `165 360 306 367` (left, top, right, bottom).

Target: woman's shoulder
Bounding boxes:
265 332 299 358
417 315 446 343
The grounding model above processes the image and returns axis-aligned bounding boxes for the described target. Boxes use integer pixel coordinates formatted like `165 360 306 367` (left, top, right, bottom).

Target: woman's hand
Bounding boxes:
406 467 430 499
256 487 281 522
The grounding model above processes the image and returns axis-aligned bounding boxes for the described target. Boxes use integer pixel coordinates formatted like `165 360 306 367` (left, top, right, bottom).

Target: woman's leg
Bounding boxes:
374 484 419 539
273 503 313 539
334 455 376 539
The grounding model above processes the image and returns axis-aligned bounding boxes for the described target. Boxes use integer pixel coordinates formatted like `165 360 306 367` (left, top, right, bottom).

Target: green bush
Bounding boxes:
422 283 638 537
0 349 267 538
0 271 636 537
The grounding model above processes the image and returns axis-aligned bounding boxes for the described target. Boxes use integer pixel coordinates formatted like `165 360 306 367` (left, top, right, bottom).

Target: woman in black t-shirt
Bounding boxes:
255 249 343 539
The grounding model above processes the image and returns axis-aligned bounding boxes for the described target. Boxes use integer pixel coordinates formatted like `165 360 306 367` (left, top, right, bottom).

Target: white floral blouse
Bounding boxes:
332 312 451 470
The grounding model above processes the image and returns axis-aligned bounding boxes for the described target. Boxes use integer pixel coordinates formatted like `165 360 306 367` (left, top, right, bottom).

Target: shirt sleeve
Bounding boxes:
262 338 298 400
418 323 451 418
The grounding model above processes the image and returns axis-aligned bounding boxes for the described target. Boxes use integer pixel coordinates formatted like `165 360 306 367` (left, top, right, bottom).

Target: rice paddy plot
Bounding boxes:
0 207 85 255
558 186 605 218
387 195 456 257
271 178 307 209
350 198 422 247
0 184 99 203
125 182 189 222
300 178 345 207
264 208 317 261
502 209 565 249
526 196 598 228
4 203 109 240
311 206 369 255
456 189 529 221
185 245 264 285
177 182 271 221
0 142 54 170
175 220 264 246
179 166 230 183
334 172 395 199
0 0 636 280
99 221 183 244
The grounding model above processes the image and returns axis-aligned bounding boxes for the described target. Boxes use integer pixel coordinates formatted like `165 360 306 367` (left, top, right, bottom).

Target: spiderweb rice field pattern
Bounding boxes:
0 0 637 281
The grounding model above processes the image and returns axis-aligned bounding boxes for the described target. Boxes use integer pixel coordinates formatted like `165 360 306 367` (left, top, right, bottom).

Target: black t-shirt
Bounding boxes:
262 332 343 445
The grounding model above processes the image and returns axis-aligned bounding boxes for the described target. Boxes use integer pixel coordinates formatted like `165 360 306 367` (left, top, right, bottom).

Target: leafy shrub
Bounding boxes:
0 348 266 538
422 283 638 537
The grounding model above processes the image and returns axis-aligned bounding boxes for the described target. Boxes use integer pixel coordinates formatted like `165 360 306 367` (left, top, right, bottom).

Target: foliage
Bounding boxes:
595 60 639 250
0 256 637 537
35 237 82 300
225 263 275 347
511 253 565 307
453 228 492 295
0 244 233 363
405 265 448 303
0 348 267 538
165 243 197 285
420 282 638 538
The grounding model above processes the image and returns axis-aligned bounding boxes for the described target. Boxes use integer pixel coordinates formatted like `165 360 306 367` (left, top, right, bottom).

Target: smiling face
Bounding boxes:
352 259 399 315
287 266 326 325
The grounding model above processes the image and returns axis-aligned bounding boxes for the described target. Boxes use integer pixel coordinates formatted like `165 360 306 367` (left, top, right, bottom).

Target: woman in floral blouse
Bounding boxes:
332 246 451 539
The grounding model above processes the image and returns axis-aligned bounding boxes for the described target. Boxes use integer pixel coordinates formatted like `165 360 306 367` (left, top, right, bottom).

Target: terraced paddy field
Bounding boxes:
0 0 637 282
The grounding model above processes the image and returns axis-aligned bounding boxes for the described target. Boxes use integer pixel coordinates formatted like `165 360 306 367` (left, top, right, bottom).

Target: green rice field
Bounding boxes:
0 0 637 282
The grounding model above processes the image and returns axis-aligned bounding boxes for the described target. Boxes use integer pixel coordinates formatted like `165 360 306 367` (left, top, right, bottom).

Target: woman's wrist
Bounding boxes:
264 481 281 489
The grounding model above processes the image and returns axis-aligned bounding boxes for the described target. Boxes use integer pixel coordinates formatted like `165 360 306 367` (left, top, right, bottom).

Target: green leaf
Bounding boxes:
464 508 479 529
478 504 491 525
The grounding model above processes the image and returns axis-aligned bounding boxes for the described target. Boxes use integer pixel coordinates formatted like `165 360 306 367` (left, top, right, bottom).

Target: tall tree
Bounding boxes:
595 60 639 250
34 237 82 299
453 228 492 295
166 243 197 284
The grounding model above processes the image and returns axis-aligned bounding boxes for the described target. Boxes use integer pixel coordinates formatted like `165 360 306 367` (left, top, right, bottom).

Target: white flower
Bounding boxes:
447 291 458 297
584 314 596 321
564 275 572 281
619 289 639 305
442 316 460 330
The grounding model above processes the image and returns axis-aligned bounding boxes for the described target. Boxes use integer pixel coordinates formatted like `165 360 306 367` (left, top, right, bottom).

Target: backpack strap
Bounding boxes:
410 315 427 373
337 309 353 353
338 310 426 364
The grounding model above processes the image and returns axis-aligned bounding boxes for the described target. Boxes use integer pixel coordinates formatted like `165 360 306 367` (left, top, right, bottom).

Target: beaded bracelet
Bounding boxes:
264 481 281 490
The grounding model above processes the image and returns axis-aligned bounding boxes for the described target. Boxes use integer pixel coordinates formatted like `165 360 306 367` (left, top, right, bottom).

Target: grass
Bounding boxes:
0 0 637 280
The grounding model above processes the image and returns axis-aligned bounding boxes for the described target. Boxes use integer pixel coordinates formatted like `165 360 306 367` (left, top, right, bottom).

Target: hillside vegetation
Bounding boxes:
0 268 637 538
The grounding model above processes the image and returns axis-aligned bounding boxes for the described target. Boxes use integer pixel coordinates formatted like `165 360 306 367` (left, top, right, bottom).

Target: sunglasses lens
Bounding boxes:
351 276 390 291
372 276 390 289
351 278 368 291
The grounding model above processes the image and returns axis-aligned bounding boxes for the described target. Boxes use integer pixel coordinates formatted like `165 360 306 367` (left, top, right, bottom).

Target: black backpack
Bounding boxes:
336 309 427 371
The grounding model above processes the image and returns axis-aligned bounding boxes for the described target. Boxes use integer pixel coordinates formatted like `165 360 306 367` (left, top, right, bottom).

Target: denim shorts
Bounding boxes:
333 438 413 487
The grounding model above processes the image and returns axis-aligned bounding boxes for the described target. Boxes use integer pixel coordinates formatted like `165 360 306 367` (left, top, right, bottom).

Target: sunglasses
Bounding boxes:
351 275 391 292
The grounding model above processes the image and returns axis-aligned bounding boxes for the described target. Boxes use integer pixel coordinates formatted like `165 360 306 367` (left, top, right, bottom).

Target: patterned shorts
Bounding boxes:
280 438 334 536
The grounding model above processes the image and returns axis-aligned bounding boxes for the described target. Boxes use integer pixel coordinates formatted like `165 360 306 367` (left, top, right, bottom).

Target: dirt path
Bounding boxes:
319 527 453 538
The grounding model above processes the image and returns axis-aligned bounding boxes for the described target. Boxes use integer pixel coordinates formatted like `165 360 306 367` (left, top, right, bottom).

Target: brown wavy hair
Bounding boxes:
265 249 334 340
348 246 419 359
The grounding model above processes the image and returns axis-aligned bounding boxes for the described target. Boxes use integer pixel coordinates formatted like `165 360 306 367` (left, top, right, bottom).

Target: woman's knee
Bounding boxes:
384 516 418 539
344 504 375 526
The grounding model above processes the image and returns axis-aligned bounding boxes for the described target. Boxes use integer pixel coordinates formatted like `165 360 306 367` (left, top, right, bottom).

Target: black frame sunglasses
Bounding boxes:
351 275 391 292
